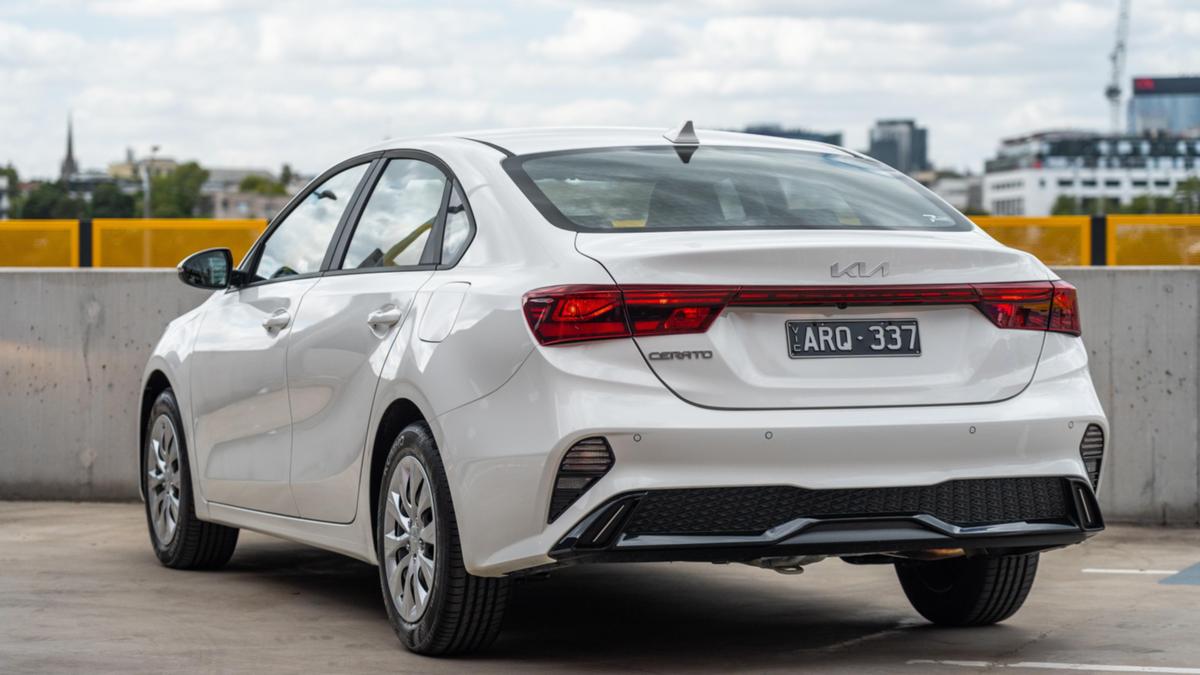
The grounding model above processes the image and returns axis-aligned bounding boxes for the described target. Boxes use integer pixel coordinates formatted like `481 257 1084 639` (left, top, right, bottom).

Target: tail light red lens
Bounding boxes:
522 287 628 345
523 281 1082 345
1049 281 1082 336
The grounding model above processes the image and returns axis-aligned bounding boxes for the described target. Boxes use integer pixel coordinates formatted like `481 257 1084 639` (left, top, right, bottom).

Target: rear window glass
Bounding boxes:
505 146 971 232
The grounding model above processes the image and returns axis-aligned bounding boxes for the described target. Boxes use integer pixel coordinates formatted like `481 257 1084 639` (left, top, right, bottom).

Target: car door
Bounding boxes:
286 154 454 522
190 159 373 516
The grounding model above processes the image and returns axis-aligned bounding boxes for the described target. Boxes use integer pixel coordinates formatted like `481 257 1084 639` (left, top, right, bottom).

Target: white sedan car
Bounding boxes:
141 124 1106 655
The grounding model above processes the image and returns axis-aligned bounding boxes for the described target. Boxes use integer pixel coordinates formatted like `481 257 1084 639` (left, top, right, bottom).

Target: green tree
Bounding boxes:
280 163 294 188
19 181 86 219
238 174 286 196
1051 195 1083 215
1123 194 1177 214
149 162 209 217
90 181 136 217
1175 177 1200 214
1 163 20 216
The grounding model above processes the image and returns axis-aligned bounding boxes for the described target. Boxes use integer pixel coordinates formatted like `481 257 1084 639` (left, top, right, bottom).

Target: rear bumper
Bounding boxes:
547 477 1103 567
434 336 1107 576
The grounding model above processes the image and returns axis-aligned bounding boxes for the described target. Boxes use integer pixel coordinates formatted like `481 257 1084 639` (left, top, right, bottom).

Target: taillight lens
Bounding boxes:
1049 281 1082 336
974 282 1054 332
522 285 734 345
523 281 1082 346
522 286 627 345
623 288 735 336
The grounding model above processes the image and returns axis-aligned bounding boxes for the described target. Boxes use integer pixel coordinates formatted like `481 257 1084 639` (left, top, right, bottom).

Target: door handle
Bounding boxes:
366 307 403 330
262 309 291 331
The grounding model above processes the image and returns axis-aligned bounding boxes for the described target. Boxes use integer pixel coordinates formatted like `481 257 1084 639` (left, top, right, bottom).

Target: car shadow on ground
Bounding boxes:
217 537 993 668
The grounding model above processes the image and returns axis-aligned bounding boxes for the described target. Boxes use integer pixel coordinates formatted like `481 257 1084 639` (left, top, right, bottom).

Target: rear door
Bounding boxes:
286 154 453 522
191 160 372 514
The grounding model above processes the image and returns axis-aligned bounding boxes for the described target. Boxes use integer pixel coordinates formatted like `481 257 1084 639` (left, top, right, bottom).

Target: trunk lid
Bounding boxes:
575 229 1051 409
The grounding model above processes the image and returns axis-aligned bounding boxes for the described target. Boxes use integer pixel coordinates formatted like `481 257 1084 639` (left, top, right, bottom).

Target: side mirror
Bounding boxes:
177 248 235 289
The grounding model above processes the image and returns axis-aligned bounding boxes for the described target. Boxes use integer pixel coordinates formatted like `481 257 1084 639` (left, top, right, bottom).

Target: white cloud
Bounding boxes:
3 0 1199 179
530 8 647 60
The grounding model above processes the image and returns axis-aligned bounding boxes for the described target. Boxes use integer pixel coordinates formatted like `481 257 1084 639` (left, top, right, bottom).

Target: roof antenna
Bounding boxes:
663 120 699 145
663 120 700 163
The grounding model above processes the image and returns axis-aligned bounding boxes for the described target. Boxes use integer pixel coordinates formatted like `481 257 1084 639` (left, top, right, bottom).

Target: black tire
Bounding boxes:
895 553 1039 626
143 389 239 569
376 422 509 655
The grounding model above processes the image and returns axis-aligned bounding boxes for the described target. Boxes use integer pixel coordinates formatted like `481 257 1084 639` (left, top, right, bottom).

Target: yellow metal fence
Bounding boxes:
93 219 265 268
2 216 1200 268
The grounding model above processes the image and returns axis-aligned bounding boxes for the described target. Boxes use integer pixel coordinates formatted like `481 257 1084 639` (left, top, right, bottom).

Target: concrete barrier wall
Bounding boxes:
1058 268 1200 525
0 270 209 500
1 268 1197 524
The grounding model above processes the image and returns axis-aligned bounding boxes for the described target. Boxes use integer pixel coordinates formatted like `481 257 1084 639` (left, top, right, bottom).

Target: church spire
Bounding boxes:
59 113 78 181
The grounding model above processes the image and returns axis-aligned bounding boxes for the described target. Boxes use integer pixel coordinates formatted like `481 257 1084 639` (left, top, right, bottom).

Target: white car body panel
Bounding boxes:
189 278 317 516
285 271 432 522
140 127 1107 577
577 229 1054 409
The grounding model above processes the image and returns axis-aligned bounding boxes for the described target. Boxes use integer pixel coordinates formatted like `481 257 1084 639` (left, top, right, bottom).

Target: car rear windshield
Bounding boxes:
504 146 972 232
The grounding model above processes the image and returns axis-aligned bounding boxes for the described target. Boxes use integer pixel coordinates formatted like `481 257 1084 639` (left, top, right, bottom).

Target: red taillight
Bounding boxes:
973 281 1081 336
623 288 735 336
522 281 1082 346
522 285 734 345
522 287 628 345
1049 280 1082 336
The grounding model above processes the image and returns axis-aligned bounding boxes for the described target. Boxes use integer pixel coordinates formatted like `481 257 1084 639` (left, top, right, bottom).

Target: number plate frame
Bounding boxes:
785 319 921 359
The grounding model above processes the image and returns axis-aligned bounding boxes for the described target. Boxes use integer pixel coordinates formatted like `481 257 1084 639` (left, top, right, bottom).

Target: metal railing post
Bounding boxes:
1090 215 1108 266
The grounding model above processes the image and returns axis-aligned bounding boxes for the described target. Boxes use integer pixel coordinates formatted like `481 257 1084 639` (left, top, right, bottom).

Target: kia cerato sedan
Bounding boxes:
140 123 1106 655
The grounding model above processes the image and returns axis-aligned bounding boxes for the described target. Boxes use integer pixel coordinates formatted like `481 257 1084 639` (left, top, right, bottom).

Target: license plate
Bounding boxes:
786 319 921 358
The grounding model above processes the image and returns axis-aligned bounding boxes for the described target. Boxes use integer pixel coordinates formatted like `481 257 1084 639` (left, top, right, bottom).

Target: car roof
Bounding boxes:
363 126 855 158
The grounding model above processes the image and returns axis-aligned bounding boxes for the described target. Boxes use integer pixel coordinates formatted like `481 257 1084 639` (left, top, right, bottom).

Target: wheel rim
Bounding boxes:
382 455 438 623
145 413 181 545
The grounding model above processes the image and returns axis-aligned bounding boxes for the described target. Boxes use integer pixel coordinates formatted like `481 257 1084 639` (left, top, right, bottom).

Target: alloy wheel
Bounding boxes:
383 455 438 622
145 413 182 545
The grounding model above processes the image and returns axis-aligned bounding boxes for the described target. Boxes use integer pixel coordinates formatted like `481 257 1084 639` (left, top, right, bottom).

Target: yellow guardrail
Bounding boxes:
1106 215 1200 266
0 220 79 267
93 219 266 268
973 216 1091 266
2 217 1199 268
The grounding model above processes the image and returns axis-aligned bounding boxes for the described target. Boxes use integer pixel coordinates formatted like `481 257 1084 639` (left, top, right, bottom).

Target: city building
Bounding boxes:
741 124 843 146
982 130 1200 215
202 167 277 194
209 190 291 220
915 170 984 214
868 118 929 175
108 148 177 181
1128 76 1200 136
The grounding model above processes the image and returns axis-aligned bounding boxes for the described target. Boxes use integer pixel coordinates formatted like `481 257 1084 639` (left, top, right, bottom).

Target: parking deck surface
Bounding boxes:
1 502 1198 674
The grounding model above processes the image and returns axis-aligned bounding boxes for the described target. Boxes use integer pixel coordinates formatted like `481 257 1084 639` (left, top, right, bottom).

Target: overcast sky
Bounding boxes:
2 0 1198 179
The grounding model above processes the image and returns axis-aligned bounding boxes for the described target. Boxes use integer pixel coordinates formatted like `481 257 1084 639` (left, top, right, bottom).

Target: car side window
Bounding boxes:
341 159 448 270
440 183 473 266
253 163 369 281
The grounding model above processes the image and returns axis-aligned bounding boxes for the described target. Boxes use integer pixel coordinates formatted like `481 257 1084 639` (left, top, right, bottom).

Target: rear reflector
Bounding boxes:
523 281 1083 345
1080 424 1104 489
548 437 614 523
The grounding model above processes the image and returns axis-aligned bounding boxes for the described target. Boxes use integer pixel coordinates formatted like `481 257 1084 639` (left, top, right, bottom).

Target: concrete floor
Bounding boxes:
1 503 1199 674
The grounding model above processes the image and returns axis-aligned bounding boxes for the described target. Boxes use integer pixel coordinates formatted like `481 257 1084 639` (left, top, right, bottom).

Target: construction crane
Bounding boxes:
1105 0 1131 133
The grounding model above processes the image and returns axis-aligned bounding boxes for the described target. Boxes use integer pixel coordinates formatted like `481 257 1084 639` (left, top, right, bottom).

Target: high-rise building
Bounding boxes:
741 124 843 146
982 130 1200 215
1128 76 1200 136
868 119 929 175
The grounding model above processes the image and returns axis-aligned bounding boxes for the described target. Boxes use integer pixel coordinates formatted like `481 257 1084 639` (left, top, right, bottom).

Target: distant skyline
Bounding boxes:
2 0 1199 179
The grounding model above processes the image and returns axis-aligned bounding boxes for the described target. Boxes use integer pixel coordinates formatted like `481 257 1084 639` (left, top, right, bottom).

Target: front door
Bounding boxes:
287 157 449 522
190 161 371 515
